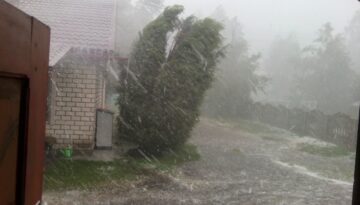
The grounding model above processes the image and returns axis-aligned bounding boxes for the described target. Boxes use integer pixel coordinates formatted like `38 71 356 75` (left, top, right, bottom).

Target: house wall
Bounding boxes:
45 48 121 150
46 65 103 150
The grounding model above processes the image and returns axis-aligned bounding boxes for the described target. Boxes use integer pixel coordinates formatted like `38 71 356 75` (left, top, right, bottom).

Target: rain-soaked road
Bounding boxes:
44 118 354 205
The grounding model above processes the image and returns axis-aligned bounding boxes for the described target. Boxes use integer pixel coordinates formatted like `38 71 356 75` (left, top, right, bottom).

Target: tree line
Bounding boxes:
115 5 360 155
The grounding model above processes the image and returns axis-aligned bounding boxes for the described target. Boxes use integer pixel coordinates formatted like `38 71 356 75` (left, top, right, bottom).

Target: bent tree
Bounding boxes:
117 5 224 155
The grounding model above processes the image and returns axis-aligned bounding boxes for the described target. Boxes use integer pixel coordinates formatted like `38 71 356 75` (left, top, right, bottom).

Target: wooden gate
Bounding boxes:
0 1 50 204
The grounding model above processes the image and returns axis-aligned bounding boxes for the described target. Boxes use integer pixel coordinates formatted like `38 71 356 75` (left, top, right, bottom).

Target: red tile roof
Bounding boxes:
8 0 116 66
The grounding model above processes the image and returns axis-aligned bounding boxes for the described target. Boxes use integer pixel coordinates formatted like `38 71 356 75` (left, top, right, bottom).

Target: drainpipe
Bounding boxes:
102 78 106 109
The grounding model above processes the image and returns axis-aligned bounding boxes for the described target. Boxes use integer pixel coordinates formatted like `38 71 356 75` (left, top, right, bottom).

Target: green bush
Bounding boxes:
117 5 224 155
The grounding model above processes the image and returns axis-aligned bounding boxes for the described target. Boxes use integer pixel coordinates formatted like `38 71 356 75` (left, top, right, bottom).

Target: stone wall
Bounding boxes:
249 102 358 150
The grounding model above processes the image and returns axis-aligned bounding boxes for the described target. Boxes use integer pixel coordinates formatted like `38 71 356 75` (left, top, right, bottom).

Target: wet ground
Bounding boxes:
44 118 354 205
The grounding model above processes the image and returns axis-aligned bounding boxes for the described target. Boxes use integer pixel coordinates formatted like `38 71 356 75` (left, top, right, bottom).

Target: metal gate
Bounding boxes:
95 109 113 149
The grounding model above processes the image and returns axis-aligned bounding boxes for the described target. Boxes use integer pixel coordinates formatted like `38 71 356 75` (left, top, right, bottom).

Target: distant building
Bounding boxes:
8 0 126 150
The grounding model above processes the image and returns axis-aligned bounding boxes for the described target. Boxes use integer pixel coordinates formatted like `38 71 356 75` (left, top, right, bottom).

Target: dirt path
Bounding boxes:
44 119 354 205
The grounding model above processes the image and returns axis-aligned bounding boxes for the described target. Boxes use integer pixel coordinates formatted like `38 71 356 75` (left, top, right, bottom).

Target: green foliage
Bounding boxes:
202 17 266 119
232 119 273 134
297 143 350 158
44 159 142 191
264 36 302 106
117 5 224 155
346 11 360 72
346 11 360 106
297 23 355 114
44 144 200 191
129 144 201 171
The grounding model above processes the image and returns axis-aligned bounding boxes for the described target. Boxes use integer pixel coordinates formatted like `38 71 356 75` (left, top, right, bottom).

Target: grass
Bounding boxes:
214 118 287 142
217 118 282 135
231 148 243 154
321 166 355 182
261 135 284 142
44 144 200 191
297 143 350 158
231 148 246 157
44 159 141 191
128 144 201 171
233 119 273 134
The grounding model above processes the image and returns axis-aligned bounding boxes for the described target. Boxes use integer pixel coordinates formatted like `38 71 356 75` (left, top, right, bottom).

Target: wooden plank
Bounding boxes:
23 17 50 205
0 1 31 73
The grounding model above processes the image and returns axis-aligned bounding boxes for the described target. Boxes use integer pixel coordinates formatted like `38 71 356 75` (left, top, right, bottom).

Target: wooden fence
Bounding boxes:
249 102 358 150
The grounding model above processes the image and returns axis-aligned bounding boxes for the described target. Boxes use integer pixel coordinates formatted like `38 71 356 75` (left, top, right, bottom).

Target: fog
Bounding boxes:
116 0 360 118
165 0 359 53
7 0 359 203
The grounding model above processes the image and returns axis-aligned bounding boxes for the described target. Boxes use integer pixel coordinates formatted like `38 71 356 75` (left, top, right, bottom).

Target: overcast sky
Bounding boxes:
164 0 360 53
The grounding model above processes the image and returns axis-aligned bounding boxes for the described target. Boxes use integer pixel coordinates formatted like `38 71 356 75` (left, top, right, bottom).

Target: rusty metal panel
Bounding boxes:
96 109 113 149
0 1 50 204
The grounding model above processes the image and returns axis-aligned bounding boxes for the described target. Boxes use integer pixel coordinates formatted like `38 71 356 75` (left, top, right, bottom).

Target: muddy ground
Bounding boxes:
44 119 355 205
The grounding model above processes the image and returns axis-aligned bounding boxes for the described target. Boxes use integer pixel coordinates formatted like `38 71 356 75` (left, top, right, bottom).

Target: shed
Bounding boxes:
7 0 124 150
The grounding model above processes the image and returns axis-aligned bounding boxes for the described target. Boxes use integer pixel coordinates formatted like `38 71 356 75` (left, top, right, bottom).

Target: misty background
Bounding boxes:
116 0 360 117
164 0 359 53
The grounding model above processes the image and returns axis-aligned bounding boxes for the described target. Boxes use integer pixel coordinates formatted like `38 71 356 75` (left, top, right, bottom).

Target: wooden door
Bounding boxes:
0 1 50 204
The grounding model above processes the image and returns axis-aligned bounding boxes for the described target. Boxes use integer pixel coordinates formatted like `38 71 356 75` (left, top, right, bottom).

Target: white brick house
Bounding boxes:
8 0 124 150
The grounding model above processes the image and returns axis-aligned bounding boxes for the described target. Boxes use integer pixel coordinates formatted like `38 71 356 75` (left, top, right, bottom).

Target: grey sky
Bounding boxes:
165 0 360 53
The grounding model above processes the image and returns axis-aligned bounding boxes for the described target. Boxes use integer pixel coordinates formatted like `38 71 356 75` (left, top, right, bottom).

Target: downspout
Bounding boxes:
102 76 106 109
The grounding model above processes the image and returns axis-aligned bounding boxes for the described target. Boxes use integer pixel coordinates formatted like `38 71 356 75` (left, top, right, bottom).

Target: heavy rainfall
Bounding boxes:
2 0 360 204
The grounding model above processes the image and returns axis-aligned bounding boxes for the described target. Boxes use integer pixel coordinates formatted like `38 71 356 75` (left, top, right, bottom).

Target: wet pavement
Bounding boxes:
44 119 354 205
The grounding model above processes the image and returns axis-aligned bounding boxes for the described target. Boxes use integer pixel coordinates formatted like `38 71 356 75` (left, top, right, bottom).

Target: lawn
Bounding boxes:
215 118 283 135
44 144 200 191
233 119 274 134
297 143 350 158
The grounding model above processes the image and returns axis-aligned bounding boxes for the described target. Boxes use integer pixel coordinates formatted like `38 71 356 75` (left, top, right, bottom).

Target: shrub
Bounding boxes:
117 5 224 155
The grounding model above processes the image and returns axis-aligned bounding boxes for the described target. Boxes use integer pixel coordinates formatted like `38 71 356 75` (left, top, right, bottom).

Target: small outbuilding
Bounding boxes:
8 0 125 150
